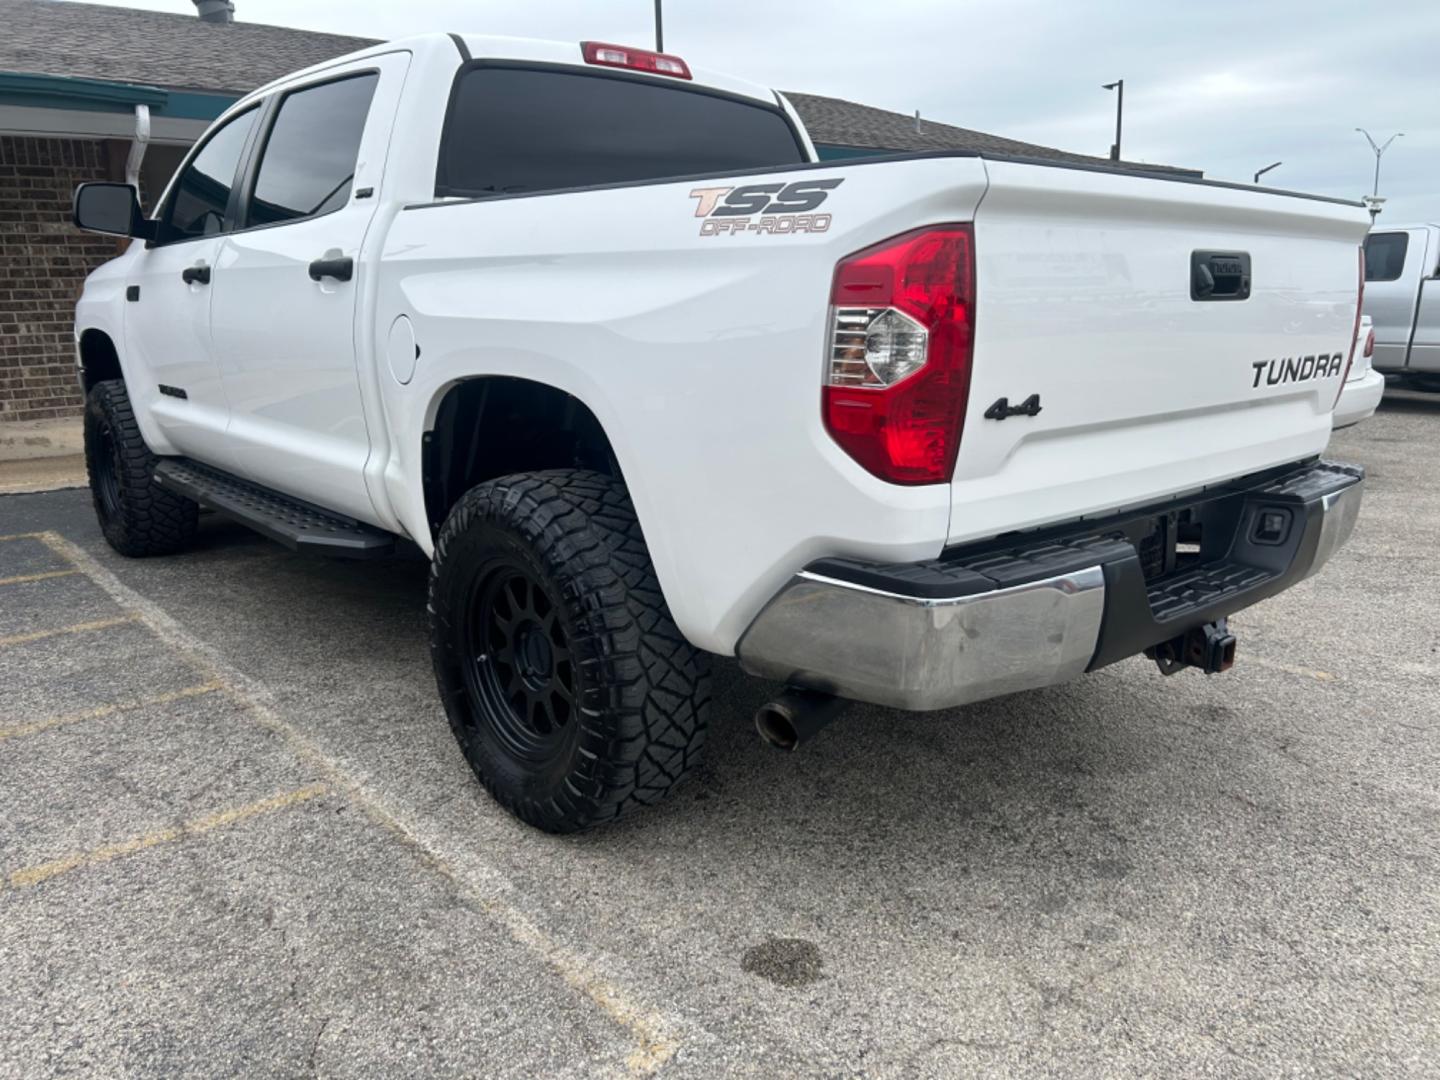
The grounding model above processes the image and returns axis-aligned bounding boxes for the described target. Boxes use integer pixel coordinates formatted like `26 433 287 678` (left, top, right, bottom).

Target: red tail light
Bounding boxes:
1364 327 1375 358
581 41 692 79
823 225 976 484
1336 247 1365 406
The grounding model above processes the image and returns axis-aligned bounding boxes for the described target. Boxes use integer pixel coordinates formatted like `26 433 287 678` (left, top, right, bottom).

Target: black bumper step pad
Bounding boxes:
1147 560 1272 621
1244 459 1365 501
153 458 395 559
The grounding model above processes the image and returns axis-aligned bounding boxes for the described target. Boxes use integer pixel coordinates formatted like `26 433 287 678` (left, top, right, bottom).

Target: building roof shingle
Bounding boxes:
784 91 1197 175
0 0 376 94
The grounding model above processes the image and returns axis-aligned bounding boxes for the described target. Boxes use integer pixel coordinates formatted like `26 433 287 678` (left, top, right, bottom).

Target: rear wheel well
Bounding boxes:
78 329 123 392
423 378 621 537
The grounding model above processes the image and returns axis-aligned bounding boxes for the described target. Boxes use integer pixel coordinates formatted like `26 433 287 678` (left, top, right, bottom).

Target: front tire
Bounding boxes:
83 380 198 557
429 470 711 833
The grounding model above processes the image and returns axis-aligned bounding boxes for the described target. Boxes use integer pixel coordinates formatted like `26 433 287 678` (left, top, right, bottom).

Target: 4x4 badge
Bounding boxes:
984 394 1043 420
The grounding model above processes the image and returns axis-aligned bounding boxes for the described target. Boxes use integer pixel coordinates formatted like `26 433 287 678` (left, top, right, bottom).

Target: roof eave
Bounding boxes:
0 70 168 111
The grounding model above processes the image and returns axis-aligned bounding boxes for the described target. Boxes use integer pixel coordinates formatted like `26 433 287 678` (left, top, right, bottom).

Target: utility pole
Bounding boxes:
654 0 664 52
1102 80 1123 161
1356 128 1402 220
1253 161 1282 185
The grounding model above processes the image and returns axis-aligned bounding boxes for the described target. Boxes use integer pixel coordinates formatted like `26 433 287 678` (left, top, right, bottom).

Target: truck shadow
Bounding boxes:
574 654 1228 904
158 509 1311 925
1377 388 1440 415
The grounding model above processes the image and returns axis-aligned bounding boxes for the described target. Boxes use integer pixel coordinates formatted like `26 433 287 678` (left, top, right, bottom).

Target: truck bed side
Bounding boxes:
373 153 1368 654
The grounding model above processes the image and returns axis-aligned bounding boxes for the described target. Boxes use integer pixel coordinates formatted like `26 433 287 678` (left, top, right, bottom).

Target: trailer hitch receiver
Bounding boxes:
1146 618 1237 676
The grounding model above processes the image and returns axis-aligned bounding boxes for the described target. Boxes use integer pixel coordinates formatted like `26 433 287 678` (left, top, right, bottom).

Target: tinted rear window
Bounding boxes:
1364 232 1409 282
437 67 805 197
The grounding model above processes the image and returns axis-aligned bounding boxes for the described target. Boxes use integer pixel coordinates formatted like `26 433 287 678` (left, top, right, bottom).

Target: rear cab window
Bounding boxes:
1364 232 1409 282
436 66 806 197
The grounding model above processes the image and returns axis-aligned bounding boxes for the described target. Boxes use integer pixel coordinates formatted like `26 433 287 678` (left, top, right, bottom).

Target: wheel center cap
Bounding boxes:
517 624 554 686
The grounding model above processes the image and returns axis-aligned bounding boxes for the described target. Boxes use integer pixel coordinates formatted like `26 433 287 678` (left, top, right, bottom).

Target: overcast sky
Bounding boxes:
75 0 1437 221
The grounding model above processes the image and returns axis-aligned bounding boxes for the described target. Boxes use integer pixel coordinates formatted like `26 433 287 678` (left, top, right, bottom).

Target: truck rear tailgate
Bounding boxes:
952 159 1369 545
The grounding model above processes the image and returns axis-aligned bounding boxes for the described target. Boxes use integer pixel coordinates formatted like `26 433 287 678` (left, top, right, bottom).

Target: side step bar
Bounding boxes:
153 458 396 559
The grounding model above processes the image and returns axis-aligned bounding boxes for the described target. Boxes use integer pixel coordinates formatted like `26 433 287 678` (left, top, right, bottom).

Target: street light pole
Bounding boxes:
1356 128 1402 220
1254 161 1282 185
654 0 664 52
1102 80 1123 161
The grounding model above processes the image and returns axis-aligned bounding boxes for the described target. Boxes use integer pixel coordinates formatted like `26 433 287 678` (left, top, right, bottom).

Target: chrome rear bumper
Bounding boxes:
737 460 1364 711
738 567 1106 711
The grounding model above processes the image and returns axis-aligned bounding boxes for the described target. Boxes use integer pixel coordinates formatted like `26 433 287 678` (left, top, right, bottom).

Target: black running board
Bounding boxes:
153 458 396 559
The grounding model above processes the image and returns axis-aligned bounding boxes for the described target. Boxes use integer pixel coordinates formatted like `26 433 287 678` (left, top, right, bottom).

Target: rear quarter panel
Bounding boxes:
375 157 989 653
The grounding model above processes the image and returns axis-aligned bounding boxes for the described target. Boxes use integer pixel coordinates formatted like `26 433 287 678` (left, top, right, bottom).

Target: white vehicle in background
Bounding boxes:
71 33 1369 832
1334 315 1384 429
1363 224 1440 390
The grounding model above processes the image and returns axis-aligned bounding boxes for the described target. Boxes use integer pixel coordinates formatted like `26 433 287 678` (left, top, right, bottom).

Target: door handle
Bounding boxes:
181 263 211 286
308 256 354 282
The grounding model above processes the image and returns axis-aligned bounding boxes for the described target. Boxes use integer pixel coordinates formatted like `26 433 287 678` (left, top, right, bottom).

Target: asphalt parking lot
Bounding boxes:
1 394 1437 1079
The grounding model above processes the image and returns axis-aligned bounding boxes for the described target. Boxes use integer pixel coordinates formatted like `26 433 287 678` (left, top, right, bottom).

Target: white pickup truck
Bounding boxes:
72 33 1369 832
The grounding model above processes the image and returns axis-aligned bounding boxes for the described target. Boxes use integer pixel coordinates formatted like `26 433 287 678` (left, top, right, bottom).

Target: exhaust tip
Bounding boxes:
755 702 800 751
754 688 847 751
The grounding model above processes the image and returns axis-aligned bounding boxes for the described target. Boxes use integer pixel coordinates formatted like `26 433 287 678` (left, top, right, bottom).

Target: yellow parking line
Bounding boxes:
6 784 327 890
1245 655 1337 682
0 615 137 650
0 682 221 744
0 569 77 587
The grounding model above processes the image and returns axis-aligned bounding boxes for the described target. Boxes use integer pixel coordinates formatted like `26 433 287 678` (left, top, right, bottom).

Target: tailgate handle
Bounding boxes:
1191 251 1250 301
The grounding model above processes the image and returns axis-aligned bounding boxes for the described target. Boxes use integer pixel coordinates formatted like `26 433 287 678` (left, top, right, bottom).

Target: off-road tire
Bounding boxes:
429 469 711 833
83 379 198 557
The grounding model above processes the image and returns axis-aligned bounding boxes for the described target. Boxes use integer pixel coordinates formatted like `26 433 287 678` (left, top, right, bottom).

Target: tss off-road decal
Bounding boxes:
689 179 843 237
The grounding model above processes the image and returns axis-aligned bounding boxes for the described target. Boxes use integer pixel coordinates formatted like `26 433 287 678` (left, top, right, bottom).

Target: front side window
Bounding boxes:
246 74 378 228
165 107 258 240
1364 232 1409 282
437 67 807 197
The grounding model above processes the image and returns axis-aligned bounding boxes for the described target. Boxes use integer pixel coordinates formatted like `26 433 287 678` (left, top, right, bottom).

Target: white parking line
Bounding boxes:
35 531 681 1077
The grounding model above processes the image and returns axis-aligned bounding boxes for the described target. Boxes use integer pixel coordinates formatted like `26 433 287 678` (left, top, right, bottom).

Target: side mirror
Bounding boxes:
73 182 155 241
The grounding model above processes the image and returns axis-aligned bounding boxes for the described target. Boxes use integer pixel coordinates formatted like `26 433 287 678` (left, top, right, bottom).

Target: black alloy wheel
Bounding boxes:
91 414 123 523
460 560 579 762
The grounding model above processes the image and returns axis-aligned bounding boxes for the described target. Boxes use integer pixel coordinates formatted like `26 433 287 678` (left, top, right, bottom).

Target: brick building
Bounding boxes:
0 0 370 427
0 0 1195 432
1 136 119 420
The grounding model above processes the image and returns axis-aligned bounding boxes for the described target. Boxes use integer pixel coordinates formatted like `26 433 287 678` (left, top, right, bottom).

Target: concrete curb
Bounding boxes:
0 418 84 463
0 453 88 495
